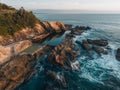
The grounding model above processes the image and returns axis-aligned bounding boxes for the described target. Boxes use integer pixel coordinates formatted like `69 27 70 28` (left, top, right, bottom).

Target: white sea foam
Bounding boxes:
75 30 120 84
79 49 120 84
71 61 80 70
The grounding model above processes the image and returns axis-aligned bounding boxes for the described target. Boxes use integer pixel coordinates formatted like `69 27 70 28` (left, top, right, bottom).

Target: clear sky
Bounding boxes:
1 0 120 12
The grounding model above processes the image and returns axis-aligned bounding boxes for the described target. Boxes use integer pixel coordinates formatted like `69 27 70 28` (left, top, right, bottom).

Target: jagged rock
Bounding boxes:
0 54 35 90
0 44 53 90
87 39 108 46
0 40 32 64
49 22 66 33
44 70 67 90
116 48 120 61
76 40 91 51
93 45 108 54
0 22 66 46
32 33 50 43
66 33 76 38
70 26 91 35
75 26 92 30
65 24 72 30
47 38 80 70
71 29 84 35
82 40 91 51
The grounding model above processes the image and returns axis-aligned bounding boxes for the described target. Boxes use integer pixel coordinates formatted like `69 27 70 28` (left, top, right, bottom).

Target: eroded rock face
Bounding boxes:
0 40 32 64
32 33 50 43
116 48 120 61
0 22 66 46
47 37 80 70
49 22 66 33
32 22 66 43
0 44 53 90
87 39 108 46
0 54 35 90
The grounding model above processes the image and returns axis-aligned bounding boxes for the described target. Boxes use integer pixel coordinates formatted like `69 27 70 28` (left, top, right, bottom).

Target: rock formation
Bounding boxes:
116 48 120 61
0 20 67 90
87 39 108 46
0 54 35 90
47 33 80 70
0 44 53 90
0 40 32 64
0 21 66 46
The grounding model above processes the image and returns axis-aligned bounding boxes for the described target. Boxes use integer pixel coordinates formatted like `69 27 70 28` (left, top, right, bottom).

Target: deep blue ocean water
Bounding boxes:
18 12 120 90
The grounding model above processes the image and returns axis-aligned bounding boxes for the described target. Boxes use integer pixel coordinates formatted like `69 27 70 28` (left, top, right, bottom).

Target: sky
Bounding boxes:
1 0 120 13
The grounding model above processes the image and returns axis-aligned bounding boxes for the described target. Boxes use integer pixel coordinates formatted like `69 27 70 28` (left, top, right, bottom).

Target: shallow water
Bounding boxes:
18 13 120 90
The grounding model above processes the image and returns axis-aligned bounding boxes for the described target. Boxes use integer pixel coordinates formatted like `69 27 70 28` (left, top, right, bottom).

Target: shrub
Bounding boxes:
0 5 40 36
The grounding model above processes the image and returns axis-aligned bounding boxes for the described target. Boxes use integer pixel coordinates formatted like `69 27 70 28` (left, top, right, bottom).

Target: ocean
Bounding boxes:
18 11 120 90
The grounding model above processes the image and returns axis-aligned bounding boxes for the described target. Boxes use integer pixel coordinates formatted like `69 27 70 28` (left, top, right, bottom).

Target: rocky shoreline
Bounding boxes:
0 22 120 90
0 21 66 90
0 21 66 64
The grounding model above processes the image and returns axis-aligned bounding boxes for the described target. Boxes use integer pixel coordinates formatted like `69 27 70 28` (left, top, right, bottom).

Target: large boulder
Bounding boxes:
87 39 108 46
116 48 120 61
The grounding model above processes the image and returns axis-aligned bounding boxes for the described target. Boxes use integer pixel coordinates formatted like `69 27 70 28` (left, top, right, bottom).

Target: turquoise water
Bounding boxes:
18 12 120 90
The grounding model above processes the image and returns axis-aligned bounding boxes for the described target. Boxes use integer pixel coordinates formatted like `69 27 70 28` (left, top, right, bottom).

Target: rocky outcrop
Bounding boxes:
47 35 80 70
87 39 108 46
32 45 54 60
32 22 66 43
74 26 92 30
44 70 67 90
77 40 91 52
65 24 72 30
0 44 53 90
116 48 120 61
0 21 66 65
76 39 108 55
70 26 91 35
32 33 50 43
93 45 108 55
0 22 66 46
0 40 32 64
0 54 35 90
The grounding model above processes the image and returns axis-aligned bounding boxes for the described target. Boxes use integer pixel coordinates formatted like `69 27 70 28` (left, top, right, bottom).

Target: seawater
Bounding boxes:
18 12 120 90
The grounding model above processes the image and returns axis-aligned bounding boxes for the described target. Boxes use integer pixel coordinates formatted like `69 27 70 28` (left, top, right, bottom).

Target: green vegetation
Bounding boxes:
0 3 40 36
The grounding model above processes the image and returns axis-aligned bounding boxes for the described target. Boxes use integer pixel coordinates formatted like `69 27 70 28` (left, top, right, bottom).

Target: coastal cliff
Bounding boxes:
0 21 66 65
0 21 66 46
